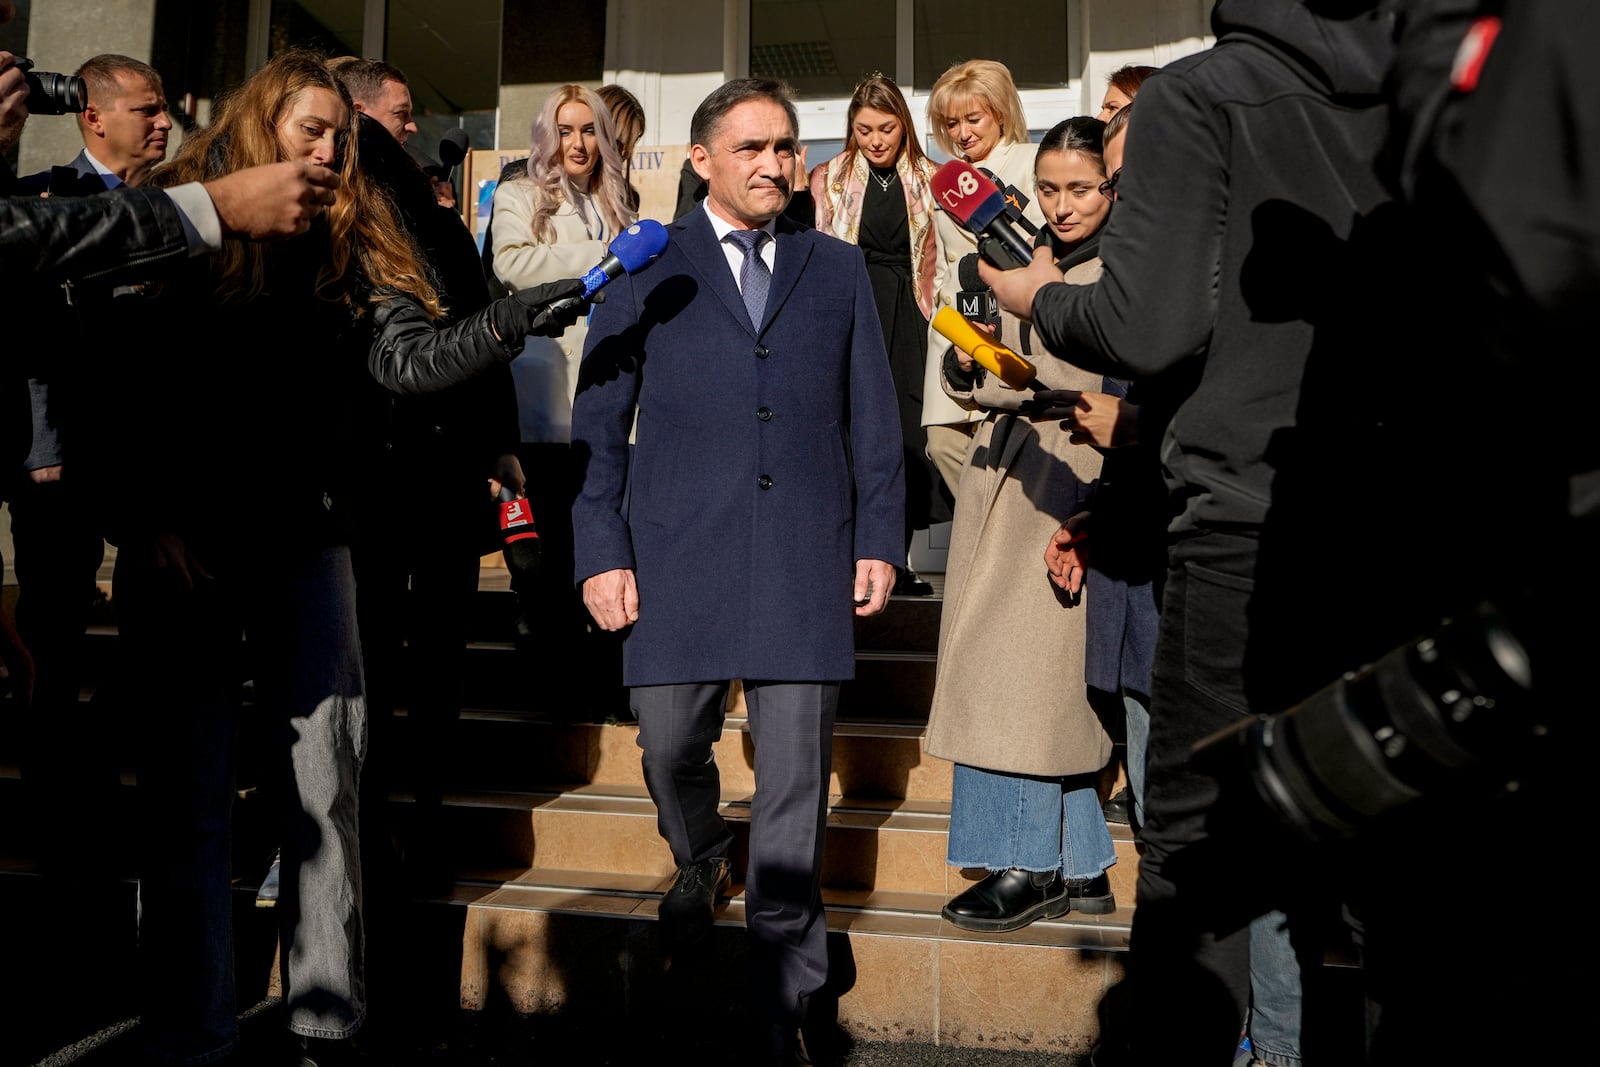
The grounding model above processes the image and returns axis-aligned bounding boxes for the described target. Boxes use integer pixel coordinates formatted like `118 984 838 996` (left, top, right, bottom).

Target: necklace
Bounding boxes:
870 167 897 193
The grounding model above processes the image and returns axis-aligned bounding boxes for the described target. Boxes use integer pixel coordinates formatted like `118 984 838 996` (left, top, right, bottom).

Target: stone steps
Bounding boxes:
1 569 1167 1056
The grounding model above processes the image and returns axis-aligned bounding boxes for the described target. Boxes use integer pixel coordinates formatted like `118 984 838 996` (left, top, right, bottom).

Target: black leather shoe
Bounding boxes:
658 857 731 948
942 868 1116 931
297 1034 366 1066
942 868 1071 932
761 1025 816 1066
1103 787 1131 825
1064 871 1116 915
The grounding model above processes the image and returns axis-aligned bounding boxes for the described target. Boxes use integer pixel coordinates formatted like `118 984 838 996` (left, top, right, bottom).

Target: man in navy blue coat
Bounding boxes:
571 78 904 1063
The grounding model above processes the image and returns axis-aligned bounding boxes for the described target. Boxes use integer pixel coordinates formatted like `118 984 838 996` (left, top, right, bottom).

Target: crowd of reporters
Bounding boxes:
1 0 1588 1063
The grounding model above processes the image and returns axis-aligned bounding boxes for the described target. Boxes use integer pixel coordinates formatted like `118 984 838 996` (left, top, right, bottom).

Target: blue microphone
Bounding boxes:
575 218 670 300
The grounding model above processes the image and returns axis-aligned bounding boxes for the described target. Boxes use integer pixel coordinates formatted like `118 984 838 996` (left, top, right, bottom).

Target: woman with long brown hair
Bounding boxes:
111 49 583 1065
809 73 944 594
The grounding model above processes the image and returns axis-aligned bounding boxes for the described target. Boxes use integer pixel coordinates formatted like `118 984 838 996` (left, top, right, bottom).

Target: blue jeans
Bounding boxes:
946 763 1116 879
1247 910 1303 1067
119 544 367 1064
1123 691 1150 828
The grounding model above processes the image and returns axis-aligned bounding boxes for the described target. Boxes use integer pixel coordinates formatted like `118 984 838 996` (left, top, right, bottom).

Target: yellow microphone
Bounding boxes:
931 306 1040 391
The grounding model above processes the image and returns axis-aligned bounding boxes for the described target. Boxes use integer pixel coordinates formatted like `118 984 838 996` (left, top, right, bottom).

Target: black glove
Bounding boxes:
488 277 587 345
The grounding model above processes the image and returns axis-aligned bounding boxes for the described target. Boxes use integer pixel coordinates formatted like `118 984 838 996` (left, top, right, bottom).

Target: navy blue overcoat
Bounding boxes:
571 206 906 686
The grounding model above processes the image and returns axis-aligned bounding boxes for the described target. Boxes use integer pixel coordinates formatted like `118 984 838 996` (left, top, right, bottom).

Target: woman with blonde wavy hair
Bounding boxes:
113 48 588 1066
492 83 634 445
809 73 945 595
489 83 638 671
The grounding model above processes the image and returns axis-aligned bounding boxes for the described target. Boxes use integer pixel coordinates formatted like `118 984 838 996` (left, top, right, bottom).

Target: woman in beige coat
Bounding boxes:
920 59 1046 500
924 117 1119 933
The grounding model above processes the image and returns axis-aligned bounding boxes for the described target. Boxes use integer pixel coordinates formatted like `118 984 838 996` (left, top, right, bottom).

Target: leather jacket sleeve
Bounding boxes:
0 187 188 284
366 293 519 395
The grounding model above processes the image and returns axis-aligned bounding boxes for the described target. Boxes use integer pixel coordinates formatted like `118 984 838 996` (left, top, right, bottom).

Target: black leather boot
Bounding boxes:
941 868 1071 932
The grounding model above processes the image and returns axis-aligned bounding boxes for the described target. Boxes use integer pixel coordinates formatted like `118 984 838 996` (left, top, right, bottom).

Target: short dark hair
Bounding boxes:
331 57 407 106
689 78 797 149
75 54 163 105
1038 115 1105 162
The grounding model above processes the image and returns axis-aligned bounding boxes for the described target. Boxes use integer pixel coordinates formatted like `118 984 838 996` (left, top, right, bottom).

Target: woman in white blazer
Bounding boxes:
489 84 637 665
920 60 1044 500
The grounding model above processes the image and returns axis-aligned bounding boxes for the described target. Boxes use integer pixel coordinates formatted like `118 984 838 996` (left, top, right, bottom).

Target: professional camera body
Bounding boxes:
14 57 87 114
1193 595 1538 842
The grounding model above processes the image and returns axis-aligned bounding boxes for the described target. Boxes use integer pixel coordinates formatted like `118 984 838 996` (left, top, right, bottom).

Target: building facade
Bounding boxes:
5 0 1216 210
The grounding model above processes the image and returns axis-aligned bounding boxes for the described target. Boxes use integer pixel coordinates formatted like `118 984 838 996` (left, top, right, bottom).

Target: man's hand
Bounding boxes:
1064 391 1135 447
0 51 30 155
488 453 525 497
977 245 1062 324
26 464 62 485
853 558 895 617
430 176 457 210
203 161 341 240
1044 511 1092 595
583 567 640 631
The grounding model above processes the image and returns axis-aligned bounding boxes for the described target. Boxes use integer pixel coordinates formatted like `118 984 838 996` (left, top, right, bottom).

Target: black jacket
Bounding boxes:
1031 0 1402 543
86 223 524 560
2 181 191 473
353 115 520 487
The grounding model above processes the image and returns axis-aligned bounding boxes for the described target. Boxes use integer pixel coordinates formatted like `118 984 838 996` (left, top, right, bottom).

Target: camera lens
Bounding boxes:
1194 598 1536 842
24 69 89 115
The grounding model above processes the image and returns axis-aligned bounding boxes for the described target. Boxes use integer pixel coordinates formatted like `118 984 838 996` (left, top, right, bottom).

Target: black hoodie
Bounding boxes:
1031 0 1402 544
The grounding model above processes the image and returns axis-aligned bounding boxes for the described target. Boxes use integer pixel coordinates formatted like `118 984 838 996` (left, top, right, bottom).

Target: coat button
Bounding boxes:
754 343 770 359
758 474 773 490
756 406 772 421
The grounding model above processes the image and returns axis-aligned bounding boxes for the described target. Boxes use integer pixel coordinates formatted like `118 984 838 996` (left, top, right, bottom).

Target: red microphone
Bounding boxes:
498 486 541 578
931 159 1038 270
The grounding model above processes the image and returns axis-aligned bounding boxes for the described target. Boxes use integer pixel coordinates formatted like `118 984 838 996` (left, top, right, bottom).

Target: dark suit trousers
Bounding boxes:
631 680 837 1026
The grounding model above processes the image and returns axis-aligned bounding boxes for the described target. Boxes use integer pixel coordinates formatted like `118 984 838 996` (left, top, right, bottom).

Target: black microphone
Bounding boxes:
932 159 1036 270
411 129 470 182
439 128 469 170
977 167 1038 237
955 254 999 326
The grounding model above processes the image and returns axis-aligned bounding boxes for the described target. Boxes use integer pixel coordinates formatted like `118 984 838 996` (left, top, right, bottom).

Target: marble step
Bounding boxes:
393 781 1142 903
393 710 955 802
421 863 1130 1057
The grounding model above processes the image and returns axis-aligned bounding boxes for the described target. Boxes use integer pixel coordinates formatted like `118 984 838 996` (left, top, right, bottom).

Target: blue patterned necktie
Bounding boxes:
725 228 771 329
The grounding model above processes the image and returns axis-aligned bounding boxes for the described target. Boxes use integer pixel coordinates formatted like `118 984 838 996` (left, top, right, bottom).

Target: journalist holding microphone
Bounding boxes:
76 49 590 1066
924 116 1121 932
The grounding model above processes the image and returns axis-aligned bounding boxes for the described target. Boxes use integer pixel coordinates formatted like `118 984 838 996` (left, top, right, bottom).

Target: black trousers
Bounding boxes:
1122 532 1338 1066
631 679 837 1029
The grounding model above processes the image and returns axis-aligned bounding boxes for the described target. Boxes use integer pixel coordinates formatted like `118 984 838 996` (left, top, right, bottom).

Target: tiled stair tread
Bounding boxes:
433 707 931 744
436 864 1134 948
399 780 1134 845
402 780 959 831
